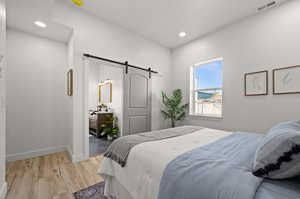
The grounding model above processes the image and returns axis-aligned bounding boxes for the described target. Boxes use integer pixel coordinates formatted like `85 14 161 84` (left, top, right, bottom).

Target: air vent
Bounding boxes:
258 1 276 11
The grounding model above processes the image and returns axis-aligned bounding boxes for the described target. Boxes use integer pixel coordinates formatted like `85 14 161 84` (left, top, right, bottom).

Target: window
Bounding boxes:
190 58 223 118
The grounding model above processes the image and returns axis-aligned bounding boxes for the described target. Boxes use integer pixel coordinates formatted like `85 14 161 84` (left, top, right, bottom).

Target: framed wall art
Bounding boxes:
273 65 300 95
245 70 268 96
67 69 73 96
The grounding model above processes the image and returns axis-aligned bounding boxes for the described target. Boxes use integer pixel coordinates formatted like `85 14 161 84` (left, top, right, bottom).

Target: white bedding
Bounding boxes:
98 127 232 199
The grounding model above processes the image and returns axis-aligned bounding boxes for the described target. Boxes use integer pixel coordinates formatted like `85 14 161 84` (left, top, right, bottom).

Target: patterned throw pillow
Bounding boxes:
253 120 300 179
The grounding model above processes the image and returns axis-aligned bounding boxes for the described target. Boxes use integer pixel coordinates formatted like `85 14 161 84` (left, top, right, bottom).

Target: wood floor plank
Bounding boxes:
6 152 104 199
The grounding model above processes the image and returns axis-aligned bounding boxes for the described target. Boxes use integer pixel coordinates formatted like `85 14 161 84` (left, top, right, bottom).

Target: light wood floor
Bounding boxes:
6 152 104 199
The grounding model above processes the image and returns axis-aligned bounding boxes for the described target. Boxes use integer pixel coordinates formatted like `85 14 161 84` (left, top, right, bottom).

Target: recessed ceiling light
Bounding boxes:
179 32 187 38
34 21 47 28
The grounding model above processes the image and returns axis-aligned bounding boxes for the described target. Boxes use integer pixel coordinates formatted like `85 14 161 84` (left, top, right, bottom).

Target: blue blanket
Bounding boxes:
158 132 300 199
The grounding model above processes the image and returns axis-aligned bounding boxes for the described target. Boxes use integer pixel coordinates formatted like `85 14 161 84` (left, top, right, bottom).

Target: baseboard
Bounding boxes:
66 145 85 163
6 145 68 162
0 182 7 199
67 145 73 162
71 153 85 163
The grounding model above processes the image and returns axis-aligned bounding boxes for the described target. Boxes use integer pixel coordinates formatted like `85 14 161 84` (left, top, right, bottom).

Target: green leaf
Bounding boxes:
176 112 186 121
161 110 171 120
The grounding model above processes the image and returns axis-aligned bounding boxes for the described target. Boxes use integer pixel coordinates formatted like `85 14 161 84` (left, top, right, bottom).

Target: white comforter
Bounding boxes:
98 127 232 199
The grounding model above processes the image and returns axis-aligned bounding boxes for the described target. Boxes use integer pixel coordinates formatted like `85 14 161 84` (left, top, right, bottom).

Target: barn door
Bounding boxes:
123 67 151 135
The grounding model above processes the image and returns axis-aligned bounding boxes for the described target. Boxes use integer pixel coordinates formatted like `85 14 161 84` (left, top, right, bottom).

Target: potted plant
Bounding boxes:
104 127 120 140
100 116 120 140
98 103 108 112
161 89 188 128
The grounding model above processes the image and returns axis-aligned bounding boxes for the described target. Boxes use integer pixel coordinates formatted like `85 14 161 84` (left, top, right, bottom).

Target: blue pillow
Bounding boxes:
253 120 300 179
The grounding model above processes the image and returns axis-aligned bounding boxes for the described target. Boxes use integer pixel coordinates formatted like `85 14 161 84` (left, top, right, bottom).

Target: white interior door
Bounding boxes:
123 67 151 135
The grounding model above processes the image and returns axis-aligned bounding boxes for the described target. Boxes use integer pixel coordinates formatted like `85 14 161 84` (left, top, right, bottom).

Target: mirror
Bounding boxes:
99 81 112 104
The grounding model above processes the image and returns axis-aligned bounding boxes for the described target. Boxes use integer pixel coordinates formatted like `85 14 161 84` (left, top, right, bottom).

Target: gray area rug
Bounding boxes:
73 182 115 199
89 134 112 157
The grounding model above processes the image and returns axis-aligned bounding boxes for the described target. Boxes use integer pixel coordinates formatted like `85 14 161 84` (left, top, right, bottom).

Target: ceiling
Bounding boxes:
7 0 289 47
62 0 288 48
7 0 72 43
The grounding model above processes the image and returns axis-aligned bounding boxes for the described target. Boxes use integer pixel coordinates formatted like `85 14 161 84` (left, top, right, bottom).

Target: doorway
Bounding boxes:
83 56 153 158
87 60 124 157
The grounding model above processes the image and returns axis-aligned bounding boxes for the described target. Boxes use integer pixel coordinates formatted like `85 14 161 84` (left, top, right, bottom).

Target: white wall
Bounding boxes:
6 29 71 161
172 0 300 133
0 0 6 197
53 1 172 161
88 62 100 110
66 33 74 156
88 61 124 132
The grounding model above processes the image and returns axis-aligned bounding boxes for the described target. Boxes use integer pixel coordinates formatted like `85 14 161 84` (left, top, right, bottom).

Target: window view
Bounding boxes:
190 58 223 117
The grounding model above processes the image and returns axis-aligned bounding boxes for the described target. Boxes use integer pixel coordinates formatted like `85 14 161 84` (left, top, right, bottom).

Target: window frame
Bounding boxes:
189 57 224 119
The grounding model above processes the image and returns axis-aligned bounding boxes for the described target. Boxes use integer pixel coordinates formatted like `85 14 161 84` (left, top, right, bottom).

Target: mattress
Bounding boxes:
98 127 232 199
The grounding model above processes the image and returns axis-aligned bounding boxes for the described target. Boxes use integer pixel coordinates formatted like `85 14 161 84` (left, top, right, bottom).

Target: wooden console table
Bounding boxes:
89 111 113 137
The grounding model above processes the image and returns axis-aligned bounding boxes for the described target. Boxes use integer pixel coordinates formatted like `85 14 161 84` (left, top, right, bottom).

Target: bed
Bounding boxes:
98 126 300 199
